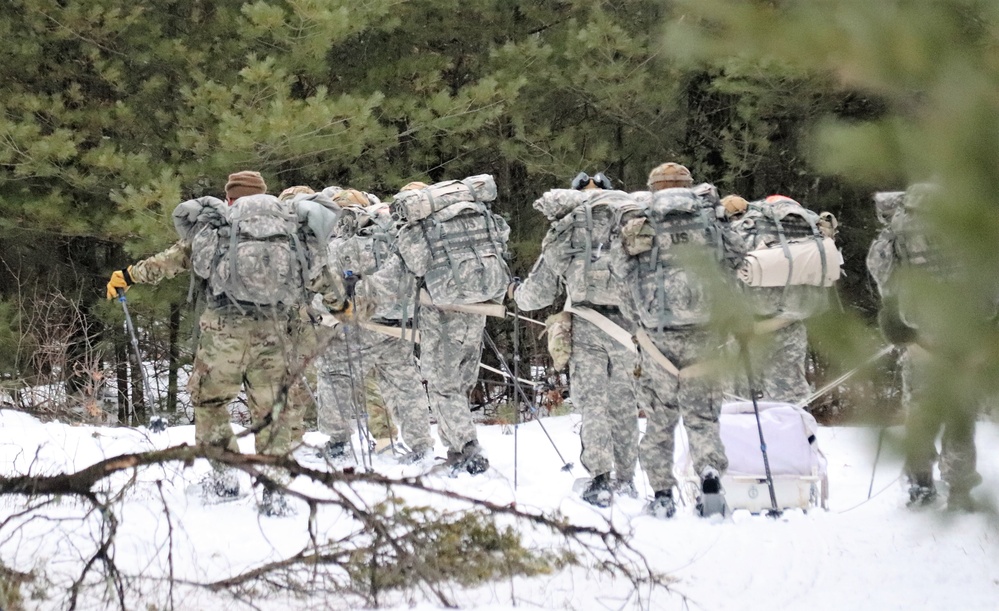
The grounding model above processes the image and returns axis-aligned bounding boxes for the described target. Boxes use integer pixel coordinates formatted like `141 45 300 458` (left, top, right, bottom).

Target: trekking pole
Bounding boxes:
867 427 885 499
116 289 167 433
511 286 522 490
482 329 574 472
795 345 894 409
341 271 372 472
737 335 781 518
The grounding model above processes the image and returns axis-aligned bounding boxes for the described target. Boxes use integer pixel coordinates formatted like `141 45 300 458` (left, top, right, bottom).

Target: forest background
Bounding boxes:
1 0 995 427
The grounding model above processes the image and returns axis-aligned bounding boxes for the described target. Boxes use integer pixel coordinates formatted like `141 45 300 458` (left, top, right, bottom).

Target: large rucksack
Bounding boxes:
888 184 952 276
328 205 417 321
866 191 906 299
616 184 742 331
190 194 316 309
732 196 842 318
532 188 642 307
394 175 511 305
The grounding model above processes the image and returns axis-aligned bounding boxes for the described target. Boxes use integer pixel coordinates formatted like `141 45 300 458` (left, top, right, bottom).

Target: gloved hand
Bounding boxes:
506 277 521 301
335 297 376 323
343 270 361 299
106 267 135 300
877 297 919 346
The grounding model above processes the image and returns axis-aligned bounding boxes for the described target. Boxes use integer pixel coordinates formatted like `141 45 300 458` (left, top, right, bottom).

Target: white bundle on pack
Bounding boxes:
390 174 497 222
738 237 843 287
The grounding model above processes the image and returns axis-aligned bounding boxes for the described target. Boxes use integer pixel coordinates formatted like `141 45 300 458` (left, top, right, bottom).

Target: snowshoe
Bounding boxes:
445 440 490 475
906 473 937 508
581 473 613 508
697 468 728 518
646 489 676 519
197 467 246 504
615 478 639 499
258 486 295 518
398 445 431 465
317 440 351 463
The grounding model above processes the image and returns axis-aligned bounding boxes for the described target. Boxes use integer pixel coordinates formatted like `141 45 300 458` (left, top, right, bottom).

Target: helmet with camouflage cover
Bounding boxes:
333 189 371 208
278 185 315 202
647 162 693 190
721 194 749 219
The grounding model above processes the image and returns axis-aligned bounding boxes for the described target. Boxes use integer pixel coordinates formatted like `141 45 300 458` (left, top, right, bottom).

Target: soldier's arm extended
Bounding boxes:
513 226 572 312
513 252 564 312
106 241 192 298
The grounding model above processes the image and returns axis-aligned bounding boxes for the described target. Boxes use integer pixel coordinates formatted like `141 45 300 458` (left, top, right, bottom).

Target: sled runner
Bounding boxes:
675 400 829 512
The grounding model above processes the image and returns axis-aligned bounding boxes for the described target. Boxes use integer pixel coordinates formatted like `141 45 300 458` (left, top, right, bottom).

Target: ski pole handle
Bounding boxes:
343 270 360 298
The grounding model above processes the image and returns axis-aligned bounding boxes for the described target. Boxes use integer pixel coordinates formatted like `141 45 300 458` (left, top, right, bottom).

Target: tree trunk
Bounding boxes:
168 302 180 414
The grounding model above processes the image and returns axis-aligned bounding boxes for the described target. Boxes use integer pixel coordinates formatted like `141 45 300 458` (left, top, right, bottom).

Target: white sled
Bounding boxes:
675 401 829 512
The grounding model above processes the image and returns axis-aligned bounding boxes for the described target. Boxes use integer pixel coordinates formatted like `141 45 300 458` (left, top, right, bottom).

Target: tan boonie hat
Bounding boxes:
721 195 749 218
333 189 370 208
278 185 315 201
400 181 428 192
647 162 693 190
224 170 267 200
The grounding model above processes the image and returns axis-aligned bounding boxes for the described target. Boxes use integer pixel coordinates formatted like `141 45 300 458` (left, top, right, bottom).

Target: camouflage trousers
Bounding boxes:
569 312 640 482
902 346 980 493
363 371 397 440
635 328 727 493
316 323 432 452
730 320 811 404
187 306 313 456
419 308 484 452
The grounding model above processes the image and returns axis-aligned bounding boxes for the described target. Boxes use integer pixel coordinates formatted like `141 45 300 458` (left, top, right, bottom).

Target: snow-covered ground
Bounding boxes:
0 408 996 610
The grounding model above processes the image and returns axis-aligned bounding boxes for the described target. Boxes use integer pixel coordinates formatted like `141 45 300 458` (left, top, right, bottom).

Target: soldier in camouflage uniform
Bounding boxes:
314 188 434 464
391 178 511 475
514 172 640 507
726 194 839 405
613 162 746 518
867 186 982 511
106 171 346 509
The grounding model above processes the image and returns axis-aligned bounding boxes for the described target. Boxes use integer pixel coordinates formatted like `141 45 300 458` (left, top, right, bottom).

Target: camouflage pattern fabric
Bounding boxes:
634 328 728 493
121 196 347 464
418 307 484 452
900 347 980 494
187 306 313 455
128 241 192 284
364 370 398 440
570 314 640 482
315 324 432 451
730 320 810 405
514 190 641 481
866 186 981 495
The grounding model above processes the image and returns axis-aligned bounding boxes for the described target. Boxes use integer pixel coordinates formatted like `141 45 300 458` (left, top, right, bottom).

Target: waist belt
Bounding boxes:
563 297 635 354
209 299 295 320
369 318 408 327
579 303 621 316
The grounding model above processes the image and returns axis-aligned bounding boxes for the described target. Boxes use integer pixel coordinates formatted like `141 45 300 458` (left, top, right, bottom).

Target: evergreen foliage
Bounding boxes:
2 0 971 415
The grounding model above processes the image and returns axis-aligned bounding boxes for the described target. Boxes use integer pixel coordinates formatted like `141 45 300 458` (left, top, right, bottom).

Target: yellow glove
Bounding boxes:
106 266 135 300
335 297 375 323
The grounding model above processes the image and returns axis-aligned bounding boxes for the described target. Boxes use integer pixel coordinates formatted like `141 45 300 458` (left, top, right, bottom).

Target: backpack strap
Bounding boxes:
224 210 247 314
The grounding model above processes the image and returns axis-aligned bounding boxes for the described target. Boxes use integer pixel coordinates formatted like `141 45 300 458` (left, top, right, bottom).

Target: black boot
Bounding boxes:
446 440 489 475
318 440 348 461
906 472 937 508
697 467 728 517
581 473 613 508
645 489 676 518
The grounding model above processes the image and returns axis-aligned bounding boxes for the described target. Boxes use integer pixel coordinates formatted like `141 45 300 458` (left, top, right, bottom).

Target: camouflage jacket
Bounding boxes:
129 239 347 311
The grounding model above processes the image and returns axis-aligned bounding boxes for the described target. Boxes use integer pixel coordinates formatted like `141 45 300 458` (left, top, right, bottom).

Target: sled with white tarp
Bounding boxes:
675 400 829 512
